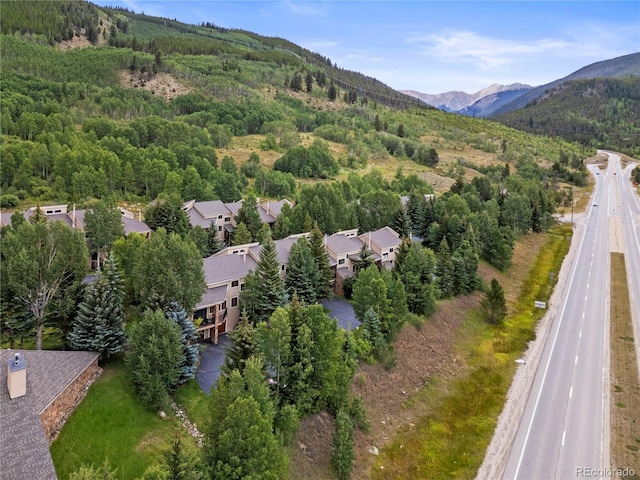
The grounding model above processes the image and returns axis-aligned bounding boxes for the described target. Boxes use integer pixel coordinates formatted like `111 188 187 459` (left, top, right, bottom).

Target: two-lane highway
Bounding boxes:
503 152 639 479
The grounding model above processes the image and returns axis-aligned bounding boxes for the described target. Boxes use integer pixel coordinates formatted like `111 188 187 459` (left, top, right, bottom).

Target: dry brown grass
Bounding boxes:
119 71 192 102
610 253 640 474
288 231 550 480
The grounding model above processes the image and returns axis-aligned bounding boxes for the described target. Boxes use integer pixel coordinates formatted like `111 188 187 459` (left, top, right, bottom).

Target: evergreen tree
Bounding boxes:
328 82 337 101
394 242 437 316
126 309 182 410
231 221 252 246
360 306 383 353
159 431 203 480
222 315 255 376
391 208 411 238
352 265 392 333
305 71 314 92
308 224 334 298
480 278 508 325
253 232 287 323
235 194 262 240
165 302 199 384
255 308 291 401
69 253 126 360
352 244 375 273
331 408 354 480
436 238 454 298
380 269 409 338
285 238 320 304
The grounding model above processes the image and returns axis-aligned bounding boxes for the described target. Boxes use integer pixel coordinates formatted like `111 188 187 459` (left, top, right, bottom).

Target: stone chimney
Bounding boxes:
7 352 26 399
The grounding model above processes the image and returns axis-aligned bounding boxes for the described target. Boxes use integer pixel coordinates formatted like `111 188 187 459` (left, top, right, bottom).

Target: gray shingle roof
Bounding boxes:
192 200 231 219
360 226 401 249
0 349 99 480
122 216 152 235
203 253 257 285
326 233 364 256
196 285 228 309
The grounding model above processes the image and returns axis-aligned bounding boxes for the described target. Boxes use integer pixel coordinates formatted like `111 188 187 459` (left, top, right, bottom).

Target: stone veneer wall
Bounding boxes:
39 358 101 441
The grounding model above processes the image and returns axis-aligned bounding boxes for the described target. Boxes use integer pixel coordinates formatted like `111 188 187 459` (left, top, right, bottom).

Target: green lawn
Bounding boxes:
51 357 183 480
172 378 211 431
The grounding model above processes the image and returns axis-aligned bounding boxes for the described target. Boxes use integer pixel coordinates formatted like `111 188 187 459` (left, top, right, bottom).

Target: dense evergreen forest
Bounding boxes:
495 77 640 157
0 2 606 478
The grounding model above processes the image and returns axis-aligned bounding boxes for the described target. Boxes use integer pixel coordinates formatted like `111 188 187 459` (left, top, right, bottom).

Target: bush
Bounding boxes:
0 194 19 208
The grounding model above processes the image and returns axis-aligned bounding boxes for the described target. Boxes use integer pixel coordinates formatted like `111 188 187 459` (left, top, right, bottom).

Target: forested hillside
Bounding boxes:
495 77 640 157
0 2 601 479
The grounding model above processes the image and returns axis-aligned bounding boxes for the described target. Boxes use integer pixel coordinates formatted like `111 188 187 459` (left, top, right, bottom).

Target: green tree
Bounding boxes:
69 460 118 480
308 224 334 297
352 265 392 334
84 199 124 268
331 408 354 480
69 253 126 359
222 315 255 376
134 228 206 312
156 431 202 480
391 208 411 238
145 196 190 237
231 221 252 246
305 71 314 92
126 309 183 410
480 278 508 325
285 238 320 304
234 194 262 241
328 82 337 101
252 232 287 323
255 307 291 400
165 302 199 384
435 238 454 298
1 220 87 349
394 242 437 316
360 306 383 353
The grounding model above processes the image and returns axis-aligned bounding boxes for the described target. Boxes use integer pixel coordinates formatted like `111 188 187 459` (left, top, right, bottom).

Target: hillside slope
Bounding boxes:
490 52 640 116
495 76 640 157
402 83 531 112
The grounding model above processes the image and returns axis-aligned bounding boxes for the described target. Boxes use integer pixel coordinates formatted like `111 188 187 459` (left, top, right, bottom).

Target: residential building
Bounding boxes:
194 227 402 343
0 350 100 480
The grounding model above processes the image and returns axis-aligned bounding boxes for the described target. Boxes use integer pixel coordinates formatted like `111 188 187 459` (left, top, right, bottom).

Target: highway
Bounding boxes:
503 151 640 479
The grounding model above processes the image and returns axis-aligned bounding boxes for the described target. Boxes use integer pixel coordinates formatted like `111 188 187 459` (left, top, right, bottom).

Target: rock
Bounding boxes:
368 446 379 455
159 411 167 418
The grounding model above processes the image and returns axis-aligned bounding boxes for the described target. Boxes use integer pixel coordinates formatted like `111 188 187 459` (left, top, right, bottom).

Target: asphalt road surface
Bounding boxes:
503 152 639 479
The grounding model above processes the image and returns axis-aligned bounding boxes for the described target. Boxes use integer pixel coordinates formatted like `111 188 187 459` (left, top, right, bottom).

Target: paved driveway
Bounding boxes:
196 335 230 394
320 297 360 331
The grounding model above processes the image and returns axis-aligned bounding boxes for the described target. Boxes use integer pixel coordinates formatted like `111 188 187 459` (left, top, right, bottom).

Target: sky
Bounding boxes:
92 0 640 94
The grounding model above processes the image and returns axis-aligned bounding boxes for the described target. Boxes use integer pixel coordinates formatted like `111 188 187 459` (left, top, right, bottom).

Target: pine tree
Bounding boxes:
328 82 337 101
480 278 508 325
232 221 252 246
308 225 334 298
165 302 199 384
254 232 287 323
285 238 320 304
69 253 126 360
331 408 354 480
436 238 454 298
391 208 411 238
222 315 255 376
360 306 383 352
235 194 262 240
160 431 203 480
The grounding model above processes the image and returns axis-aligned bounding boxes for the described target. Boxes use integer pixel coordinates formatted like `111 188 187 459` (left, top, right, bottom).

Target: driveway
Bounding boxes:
320 297 360 331
196 335 231 394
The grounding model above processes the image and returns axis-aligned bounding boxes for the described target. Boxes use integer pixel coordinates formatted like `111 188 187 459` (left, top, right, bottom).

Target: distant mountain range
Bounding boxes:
401 83 532 114
403 52 640 118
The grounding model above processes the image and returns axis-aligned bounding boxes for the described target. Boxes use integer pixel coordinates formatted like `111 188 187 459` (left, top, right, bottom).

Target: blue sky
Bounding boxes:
93 1 640 94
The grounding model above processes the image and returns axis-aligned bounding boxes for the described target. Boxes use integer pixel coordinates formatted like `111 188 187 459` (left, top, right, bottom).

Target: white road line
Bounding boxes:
562 431 566 447
570 387 573 398
579 330 582 338
512 219 590 479
575 355 579 365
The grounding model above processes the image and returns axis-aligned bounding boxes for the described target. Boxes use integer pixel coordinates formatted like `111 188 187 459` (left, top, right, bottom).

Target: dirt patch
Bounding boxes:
288 230 550 480
119 71 192 102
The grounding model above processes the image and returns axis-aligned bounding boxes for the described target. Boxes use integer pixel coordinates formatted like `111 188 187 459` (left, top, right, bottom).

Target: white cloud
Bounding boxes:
407 29 571 69
279 0 328 17
302 39 339 50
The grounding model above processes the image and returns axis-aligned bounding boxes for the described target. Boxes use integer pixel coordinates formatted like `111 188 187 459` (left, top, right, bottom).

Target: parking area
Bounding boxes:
320 297 360 331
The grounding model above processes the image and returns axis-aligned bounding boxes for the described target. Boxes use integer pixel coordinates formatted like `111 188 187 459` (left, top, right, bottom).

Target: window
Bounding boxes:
218 225 222 232
224 217 231 222
383 252 389 259
281 265 285 271
390 247 394 252
231 280 239 288
218 214 223 219
240 283 245 291
338 258 345 265
231 297 238 307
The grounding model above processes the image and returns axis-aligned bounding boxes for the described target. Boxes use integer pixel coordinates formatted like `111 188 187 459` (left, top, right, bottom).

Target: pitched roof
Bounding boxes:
192 200 231 219
360 226 401 249
122 216 152 235
0 349 99 480
326 233 364 256
249 236 302 266
203 252 257 285
196 285 228 309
